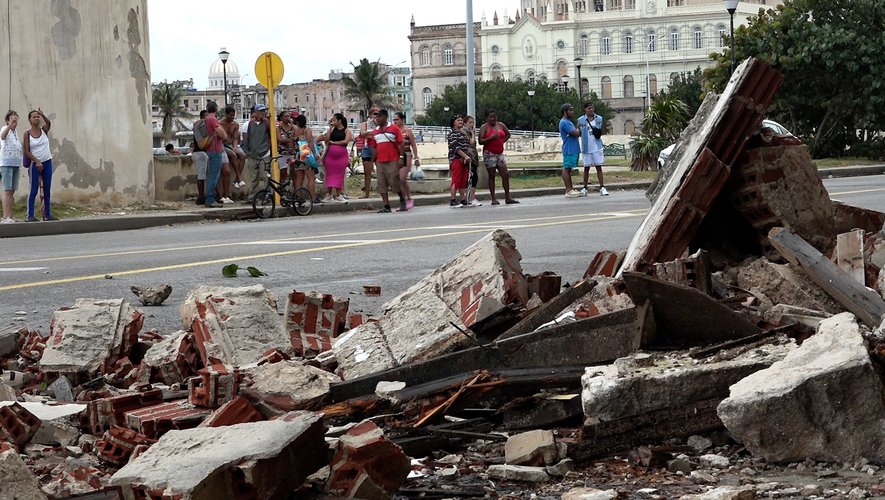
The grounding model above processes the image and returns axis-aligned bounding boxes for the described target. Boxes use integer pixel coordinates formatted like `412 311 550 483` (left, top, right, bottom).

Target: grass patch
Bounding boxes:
815 157 883 168
5 203 93 221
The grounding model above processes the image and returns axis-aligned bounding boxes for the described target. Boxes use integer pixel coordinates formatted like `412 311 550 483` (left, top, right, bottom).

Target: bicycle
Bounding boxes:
252 156 313 218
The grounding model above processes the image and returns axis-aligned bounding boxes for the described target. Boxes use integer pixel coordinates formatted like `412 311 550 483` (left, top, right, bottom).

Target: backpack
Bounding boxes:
194 120 212 150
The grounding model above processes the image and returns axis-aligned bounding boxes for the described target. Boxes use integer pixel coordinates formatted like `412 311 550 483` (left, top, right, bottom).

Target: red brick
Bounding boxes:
199 396 265 428
583 251 623 279
124 401 209 439
526 272 562 302
96 426 156 466
0 402 41 450
326 420 410 498
82 388 164 435
187 366 241 408
286 290 349 357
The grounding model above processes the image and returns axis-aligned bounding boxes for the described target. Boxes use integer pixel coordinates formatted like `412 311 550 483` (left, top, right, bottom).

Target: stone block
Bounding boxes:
244 360 339 411
504 429 558 466
326 420 410 499
142 330 200 385
124 401 210 439
286 290 349 356
40 298 143 377
487 464 550 483
111 411 327 500
130 284 173 306
181 285 291 368
0 445 47 500
718 312 885 462
582 343 793 424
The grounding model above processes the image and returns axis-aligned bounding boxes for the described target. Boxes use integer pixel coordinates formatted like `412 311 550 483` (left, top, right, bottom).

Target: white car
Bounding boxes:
657 119 794 169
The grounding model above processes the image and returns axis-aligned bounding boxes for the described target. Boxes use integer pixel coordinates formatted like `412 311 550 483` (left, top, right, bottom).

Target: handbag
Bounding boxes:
297 139 318 169
197 133 213 150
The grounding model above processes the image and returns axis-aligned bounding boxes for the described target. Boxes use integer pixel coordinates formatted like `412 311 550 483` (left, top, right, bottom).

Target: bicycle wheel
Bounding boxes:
252 189 276 219
291 187 313 216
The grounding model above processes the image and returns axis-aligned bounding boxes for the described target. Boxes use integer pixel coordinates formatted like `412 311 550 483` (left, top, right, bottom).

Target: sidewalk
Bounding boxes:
1 165 882 239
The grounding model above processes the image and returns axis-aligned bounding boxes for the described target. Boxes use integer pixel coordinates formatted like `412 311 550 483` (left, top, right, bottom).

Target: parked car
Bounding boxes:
657 119 794 169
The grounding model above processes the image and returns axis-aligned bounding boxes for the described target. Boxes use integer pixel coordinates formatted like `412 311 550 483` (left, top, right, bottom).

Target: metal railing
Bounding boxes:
304 121 559 141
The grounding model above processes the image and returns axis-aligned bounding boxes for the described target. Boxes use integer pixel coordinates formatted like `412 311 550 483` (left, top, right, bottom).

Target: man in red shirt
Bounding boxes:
204 101 229 208
371 109 404 213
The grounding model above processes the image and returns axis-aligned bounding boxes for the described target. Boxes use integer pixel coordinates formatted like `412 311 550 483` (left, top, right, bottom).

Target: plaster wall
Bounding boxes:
0 0 153 206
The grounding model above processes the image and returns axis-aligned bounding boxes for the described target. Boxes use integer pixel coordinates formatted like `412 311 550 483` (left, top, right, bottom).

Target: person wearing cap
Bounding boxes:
370 109 404 213
242 103 271 201
559 103 582 198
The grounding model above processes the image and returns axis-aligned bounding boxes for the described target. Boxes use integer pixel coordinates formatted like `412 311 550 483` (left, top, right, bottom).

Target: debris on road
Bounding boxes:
130 284 173 306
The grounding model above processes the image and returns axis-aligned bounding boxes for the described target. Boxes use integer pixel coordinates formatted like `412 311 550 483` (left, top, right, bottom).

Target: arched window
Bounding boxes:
420 46 431 66
491 64 503 81
693 26 703 49
649 74 657 95
422 87 433 108
624 119 636 135
670 72 680 85
623 75 634 98
600 32 611 55
601 76 612 98
647 31 656 52
556 60 568 78
624 31 633 53
669 28 679 50
717 24 727 48
579 34 589 55
527 70 537 86
443 44 454 65
539 74 548 83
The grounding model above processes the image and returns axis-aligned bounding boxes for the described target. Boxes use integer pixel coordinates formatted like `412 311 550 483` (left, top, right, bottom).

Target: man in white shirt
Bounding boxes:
578 103 608 196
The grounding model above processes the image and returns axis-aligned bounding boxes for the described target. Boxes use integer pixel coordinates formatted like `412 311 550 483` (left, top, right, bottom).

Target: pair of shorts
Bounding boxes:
583 151 605 167
450 158 468 189
192 152 208 181
1 166 20 191
483 151 507 168
562 154 580 169
278 155 293 171
360 146 375 160
375 161 400 194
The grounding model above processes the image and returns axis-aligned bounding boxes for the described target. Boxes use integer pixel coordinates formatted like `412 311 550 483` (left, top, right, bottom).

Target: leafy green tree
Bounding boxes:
656 68 705 117
343 59 394 116
416 80 614 133
152 82 187 144
629 96 691 171
705 0 885 157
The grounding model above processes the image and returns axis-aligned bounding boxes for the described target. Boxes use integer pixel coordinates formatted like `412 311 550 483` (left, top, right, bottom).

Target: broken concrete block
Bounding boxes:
0 444 47 500
699 453 730 469
582 343 793 424
124 401 211 439
180 285 292 368
679 486 756 500
198 396 264 428
332 322 397 381
570 277 634 319
0 402 42 450
111 411 326 499
326 420 410 499
142 331 200 385
131 284 173 306
95 425 156 467
286 290 349 356
13 402 85 447
40 298 143 377
487 464 550 483
545 458 575 477
374 381 406 402
727 257 843 315
561 488 619 500
504 429 558 466
0 383 14 402
0 325 22 358
526 272 562 303
82 388 165 435
244 360 339 411
718 312 885 462
187 366 241 409
583 251 622 279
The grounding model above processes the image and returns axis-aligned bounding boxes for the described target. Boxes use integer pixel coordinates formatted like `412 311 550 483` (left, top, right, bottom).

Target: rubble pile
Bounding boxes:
2 57 885 498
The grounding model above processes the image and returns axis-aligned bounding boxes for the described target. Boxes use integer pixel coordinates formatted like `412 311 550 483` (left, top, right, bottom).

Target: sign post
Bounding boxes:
254 52 285 201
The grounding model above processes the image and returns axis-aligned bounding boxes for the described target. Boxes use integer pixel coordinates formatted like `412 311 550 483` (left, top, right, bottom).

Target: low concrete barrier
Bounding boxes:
154 155 198 202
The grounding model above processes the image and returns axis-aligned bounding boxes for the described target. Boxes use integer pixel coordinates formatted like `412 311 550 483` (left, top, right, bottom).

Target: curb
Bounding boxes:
2 166 881 238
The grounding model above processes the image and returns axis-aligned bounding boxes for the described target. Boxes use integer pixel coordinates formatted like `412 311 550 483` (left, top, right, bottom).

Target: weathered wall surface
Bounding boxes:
0 0 153 206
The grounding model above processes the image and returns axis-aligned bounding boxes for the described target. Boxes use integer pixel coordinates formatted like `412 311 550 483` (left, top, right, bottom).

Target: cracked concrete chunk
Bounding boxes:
40 298 143 376
679 486 756 500
333 322 396 380
488 464 550 483
0 445 47 500
244 360 340 411
718 312 885 463
505 429 558 466
130 284 172 306
111 411 326 499
326 420 410 499
181 285 291 368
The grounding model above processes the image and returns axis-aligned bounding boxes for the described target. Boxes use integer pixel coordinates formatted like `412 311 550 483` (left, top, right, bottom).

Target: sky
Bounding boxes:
147 0 520 88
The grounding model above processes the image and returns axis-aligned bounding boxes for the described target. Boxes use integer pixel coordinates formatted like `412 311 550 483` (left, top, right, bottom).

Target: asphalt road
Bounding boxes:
2 175 885 335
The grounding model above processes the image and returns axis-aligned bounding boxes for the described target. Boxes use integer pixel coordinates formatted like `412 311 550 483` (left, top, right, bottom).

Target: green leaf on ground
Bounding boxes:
222 264 239 278
246 266 267 277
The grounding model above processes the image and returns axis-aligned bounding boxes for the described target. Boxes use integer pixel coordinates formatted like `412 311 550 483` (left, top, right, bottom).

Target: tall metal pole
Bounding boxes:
574 57 583 103
466 0 475 119
527 90 535 139
725 1 739 76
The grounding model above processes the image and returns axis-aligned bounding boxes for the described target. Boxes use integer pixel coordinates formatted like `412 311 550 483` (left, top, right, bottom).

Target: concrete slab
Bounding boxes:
0 445 47 500
244 360 340 411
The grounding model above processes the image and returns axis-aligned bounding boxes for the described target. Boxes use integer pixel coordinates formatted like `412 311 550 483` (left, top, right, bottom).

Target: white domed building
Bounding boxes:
207 48 241 90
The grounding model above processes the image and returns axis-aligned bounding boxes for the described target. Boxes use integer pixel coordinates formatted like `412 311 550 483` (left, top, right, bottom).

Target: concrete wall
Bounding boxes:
0 0 153 207
153 155 197 202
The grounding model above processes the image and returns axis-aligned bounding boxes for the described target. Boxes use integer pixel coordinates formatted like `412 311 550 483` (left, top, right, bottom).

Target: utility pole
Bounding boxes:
466 0 475 119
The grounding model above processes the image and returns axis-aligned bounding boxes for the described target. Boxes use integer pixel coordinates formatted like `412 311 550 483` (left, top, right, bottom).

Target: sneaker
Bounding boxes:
600 186 610 196
565 190 581 198
1 217 14 224
397 202 408 212
505 198 520 204
334 195 347 203
406 199 414 209
196 197 205 205
25 217 39 222
322 195 334 203
44 216 59 221
237 181 247 188
313 197 324 205
449 199 461 208
469 199 482 207
221 197 234 204
208 202 224 208
580 188 588 196
491 200 500 206
378 207 392 213
460 199 469 207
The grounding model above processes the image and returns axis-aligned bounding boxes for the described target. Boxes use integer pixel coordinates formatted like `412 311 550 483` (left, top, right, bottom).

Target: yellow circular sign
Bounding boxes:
254 52 284 88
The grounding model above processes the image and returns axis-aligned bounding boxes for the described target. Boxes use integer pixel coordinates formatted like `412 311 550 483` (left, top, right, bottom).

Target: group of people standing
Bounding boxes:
1 108 56 223
559 102 609 198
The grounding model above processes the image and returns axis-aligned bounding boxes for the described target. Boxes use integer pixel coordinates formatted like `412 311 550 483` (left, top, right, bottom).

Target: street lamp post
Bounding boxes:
444 106 450 135
574 57 583 102
725 0 739 75
527 89 535 140
218 48 230 105
644 39 653 116
561 74 570 92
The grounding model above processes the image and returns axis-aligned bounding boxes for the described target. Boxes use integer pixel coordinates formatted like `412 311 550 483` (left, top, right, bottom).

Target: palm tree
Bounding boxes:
152 82 187 144
343 59 394 117
629 96 691 171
